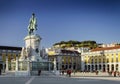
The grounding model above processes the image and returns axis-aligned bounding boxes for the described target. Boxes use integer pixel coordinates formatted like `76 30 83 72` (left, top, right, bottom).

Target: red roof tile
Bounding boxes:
91 46 120 52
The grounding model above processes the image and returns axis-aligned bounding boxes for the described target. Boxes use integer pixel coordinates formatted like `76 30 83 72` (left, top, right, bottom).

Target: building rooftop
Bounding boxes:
0 46 22 50
61 49 80 55
91 46 120 52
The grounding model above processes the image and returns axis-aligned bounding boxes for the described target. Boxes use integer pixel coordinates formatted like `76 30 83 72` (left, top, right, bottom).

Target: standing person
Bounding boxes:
0 68 1 75
38 69 41 76
114 71 116 77
66 69 69 76
62 70 64 75
67 69 72 77
73 70 76 75
96 70 98 75
117 71 120 77
69 69 72 77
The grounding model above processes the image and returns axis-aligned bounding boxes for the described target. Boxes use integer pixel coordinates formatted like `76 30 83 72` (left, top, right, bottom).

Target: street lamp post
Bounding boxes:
6 54 8 72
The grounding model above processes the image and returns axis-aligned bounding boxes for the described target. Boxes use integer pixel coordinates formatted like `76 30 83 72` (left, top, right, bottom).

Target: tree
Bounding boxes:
53 40 98 49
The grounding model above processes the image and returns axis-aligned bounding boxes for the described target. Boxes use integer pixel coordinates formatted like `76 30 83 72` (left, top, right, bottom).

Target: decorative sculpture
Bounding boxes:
28 13 37 35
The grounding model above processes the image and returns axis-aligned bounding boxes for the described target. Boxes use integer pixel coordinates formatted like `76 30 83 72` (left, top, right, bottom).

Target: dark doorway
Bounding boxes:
0 64 3 69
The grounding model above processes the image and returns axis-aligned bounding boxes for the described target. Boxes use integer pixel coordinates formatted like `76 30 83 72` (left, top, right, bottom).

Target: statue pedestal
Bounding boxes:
15 60 31 77
16 34 43 76
24 34 42 61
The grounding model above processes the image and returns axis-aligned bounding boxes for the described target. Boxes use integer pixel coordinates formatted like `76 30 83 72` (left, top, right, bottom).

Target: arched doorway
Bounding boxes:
103 65 106 72
111 64 114 71
116 64 118 71
0 64 3 69
62 65 64 69
92 65 94 71
84 65 87 71
65 65 68 70
69 65 71 69
99 64 101 71
73 65 76 70
88 65 90 72
107 64 109 72
95 65 97 71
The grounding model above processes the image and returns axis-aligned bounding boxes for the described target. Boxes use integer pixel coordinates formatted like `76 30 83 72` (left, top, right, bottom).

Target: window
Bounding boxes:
116 58 118 62
91 59 93 64
107 58 109 63
0 53 2 56
111 58 113 63
95 59 97 63
103 58 105 63
99 59 101 63
84 60 87 64
111 54 114 58
116 53 118 57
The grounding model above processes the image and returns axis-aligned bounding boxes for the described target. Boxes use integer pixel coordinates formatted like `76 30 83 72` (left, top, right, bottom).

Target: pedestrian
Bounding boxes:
73 70 76 75
96 70 98 75
62 70 64 75
0 68 1 75
117 71 120 77
69 69 72 77
38 69 41 76
114 71 116 77
59 69 62 75
66 70 68 76
67 69 71 77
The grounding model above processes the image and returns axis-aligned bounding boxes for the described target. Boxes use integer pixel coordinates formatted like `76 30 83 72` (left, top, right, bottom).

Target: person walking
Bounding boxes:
67 69 72 77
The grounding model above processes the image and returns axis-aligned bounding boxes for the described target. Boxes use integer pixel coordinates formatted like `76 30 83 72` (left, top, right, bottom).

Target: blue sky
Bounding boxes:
0 0 120 48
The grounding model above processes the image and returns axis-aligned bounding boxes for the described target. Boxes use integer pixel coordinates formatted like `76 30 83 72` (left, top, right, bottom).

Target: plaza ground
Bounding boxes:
0 71 120 84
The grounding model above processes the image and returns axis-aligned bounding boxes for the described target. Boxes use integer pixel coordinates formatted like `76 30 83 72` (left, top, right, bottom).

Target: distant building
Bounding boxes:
98 43 118 48
47 48 81 71
81 46 120 72
0 46 22 71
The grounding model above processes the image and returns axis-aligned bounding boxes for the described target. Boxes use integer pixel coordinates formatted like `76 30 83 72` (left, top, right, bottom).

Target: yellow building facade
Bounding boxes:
47 49 81 71
0 46 21 71
81 46 120 72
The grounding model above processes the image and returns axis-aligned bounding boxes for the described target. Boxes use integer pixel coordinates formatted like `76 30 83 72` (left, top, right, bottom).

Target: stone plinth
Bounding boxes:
24 34 42 61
